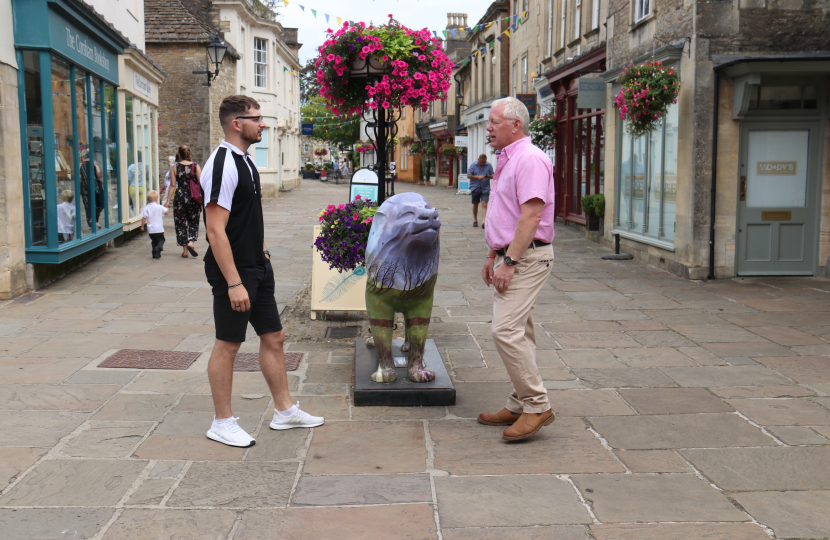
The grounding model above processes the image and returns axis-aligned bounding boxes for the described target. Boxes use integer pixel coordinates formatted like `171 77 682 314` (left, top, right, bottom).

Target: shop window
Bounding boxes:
512 63 517 96
73 65 94 238
634 0 650 23
616 102 678 243
522 56 528 93
560 0 566 48
592 0 600 29
104 85 119 224
91 76 107 230
254 38 267 89
125 94 136 218
23 51 46 246
490 53 496 97
255 127 269 168
748 84 818 111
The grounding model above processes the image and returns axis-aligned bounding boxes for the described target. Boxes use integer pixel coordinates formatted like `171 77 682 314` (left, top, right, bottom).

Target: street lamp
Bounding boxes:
192 37 229 87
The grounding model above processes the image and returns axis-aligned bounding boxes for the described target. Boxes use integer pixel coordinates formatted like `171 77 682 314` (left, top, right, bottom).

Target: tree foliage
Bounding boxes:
251 0 279 21
301 96 361 149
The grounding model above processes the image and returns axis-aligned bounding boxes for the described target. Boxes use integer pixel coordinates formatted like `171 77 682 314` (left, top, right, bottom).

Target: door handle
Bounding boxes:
740 176 747 201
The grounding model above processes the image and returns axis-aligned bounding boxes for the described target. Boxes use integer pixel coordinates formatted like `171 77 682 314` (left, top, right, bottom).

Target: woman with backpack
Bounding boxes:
164 145 203 258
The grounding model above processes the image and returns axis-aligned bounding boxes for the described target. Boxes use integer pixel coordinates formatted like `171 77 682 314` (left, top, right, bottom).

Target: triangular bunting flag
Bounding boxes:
485 22 492 28
442 30 446 38
310 8 316 17
504 30 510 38
298 4 304 11
432 31 437 37
283 0 288 6
324 13 329 23
496 36 502 42
337 17 342 27
513 14 518 24
450 29 456 37
511 24 517 31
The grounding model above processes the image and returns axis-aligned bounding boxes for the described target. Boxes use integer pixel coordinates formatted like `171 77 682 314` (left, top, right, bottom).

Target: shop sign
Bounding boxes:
455 136 468 148
757 161 797 175
302 123 314 136
49 10 117 81
577 77 606 110
517 94 537 117
133 72 152 98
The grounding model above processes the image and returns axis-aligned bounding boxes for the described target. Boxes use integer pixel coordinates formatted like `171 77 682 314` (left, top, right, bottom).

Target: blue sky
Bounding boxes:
275 0 492 64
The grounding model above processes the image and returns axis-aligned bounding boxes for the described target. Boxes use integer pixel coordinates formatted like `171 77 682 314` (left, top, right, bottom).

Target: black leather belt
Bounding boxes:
496 240 550 257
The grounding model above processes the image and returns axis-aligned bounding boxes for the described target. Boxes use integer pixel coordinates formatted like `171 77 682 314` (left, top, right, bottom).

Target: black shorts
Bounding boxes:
471 189 490 205
205 261 282 343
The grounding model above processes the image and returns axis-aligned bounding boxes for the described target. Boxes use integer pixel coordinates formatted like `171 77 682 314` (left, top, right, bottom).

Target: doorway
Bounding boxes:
736 121 822 275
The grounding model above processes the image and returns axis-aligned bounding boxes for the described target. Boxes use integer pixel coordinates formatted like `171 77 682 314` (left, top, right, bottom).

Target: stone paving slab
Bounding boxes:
62 421 154 458
0 459 147 506
305 421 426 474
754 355 830 383
589 523 771 540
0 410 88 447
0 508 115 540
92 393 178 421
435 475 592 528
589 413 775 449
658 365 795 387
681 447 830 491
125 478 176 505
167 461 296 508
572 473 746 523
442 525 592 540
732 491 830 539
430 419 623 475
618 388 734 414
103 509 238 540
235 505 438 539
0 447 47 490
0 357 89 383
572 368 678 389
614 449 691 472
0 384 120 411
726 397 830 426
292 474 432 506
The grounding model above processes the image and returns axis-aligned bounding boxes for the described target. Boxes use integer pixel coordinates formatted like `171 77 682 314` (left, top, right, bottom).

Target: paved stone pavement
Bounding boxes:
2 178 830 539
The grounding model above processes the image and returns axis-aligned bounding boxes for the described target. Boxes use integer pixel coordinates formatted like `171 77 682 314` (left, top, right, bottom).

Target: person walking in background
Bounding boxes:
141 190 168 259
57 190 76 243
200 95 323 448
161 155 175 205
80 148 104 227
479 97 556 441
467 153 494 229
165 145 202 258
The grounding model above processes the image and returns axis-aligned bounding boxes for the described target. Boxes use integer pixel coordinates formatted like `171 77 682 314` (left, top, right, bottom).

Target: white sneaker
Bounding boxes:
206 416 256 447
270 402 324 430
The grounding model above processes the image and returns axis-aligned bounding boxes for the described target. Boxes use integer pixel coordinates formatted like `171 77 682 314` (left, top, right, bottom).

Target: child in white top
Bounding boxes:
141 190 169 259
57 190 76 242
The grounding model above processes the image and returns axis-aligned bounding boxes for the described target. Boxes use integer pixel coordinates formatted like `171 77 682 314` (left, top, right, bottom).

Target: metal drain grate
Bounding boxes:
324 326 362 339
233 352 303 372
98 350 201 370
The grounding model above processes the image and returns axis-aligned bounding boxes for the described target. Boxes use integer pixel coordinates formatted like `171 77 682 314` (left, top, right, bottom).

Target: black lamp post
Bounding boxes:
351 56 400 204
193 37 229 87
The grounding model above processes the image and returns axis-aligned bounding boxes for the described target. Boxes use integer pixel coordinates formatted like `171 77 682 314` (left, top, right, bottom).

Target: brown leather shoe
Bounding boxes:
478 408 522 426
503 409 555 441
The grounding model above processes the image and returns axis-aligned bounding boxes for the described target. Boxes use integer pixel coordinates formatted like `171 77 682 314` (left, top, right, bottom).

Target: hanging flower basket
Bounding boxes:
314 196 379 273
422 142 436 155
457 147 467 158
355 141 374 154
440 146 457 156
400 136 414 146
614 61 680 138
529 112 557 150
408 142 422 155
314 16 454 115
314 148 329 156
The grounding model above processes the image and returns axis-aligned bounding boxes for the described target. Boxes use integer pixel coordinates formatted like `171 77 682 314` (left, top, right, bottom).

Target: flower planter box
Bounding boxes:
587 213 601 231
310 225 367 320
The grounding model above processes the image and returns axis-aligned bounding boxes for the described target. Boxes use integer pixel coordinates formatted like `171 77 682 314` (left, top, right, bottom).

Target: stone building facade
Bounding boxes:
600 0 830 278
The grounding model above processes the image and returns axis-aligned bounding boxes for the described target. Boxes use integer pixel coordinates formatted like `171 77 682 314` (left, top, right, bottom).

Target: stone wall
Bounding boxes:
147 42 236 166
0 61 26 299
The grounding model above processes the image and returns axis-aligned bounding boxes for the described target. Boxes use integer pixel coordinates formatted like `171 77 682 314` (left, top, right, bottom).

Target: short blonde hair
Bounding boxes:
147 190 159 202
61 190 74 203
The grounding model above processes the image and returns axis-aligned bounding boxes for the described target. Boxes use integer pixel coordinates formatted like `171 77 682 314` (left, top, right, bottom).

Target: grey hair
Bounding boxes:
492 97 530 136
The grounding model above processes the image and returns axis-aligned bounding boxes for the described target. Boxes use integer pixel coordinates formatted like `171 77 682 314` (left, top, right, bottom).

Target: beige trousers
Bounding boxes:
492 243 554 414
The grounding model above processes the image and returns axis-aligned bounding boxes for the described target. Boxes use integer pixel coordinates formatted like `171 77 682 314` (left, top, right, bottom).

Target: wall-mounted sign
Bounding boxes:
517 94 537 117
49 11 118 81
133 72 152 98
301 123 314 136
454 136 468 148
757 161 797 175
577 77 606 110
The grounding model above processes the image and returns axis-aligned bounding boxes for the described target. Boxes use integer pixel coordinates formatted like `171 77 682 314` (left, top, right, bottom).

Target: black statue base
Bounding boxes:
354 338 455 407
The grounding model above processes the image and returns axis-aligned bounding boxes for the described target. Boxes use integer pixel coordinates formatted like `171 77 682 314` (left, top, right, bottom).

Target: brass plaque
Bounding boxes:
761 211 791 221
756 161 797 175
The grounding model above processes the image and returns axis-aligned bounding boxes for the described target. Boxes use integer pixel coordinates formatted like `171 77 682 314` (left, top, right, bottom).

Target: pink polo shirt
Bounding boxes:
484 136 556 250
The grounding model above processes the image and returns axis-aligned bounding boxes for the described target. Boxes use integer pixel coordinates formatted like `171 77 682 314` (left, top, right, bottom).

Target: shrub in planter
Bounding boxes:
314 16 454 115
314 196 379 273
580 194 605 231
614 61 680 138
529 112 557 150
409 142 422 155
400 136 414 146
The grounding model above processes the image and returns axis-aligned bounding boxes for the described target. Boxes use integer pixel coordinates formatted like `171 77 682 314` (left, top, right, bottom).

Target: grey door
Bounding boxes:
736 122 822 276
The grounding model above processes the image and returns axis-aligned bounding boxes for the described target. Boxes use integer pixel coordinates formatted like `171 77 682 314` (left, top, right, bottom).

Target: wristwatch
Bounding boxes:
263 250 271 259
503 255 518 266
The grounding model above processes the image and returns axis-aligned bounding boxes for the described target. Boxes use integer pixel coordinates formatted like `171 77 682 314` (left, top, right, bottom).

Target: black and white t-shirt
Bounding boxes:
200 140 265 268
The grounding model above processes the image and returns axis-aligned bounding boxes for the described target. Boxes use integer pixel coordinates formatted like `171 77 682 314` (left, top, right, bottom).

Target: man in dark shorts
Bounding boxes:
200 95 323 448
467 153 494 228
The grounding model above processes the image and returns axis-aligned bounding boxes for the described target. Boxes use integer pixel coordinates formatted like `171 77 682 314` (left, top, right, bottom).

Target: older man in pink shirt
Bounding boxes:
479 97 556 441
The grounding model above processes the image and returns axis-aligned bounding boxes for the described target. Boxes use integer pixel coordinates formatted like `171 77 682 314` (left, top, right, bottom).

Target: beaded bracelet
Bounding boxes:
228 281 243 289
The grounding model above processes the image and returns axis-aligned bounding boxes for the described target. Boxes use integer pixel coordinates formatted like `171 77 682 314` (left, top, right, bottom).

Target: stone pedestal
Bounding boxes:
354 339 455 407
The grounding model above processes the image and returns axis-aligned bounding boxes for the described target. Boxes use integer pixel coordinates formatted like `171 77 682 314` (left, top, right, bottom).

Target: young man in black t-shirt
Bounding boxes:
200 95 323 448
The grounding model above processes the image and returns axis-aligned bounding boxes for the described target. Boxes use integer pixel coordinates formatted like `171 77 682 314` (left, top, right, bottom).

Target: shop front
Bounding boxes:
118 49 164 231
545 47 606 226
13 0 129 263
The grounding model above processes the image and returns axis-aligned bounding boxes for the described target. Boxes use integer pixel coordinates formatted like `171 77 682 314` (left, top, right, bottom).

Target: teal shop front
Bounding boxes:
13 0 129 264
